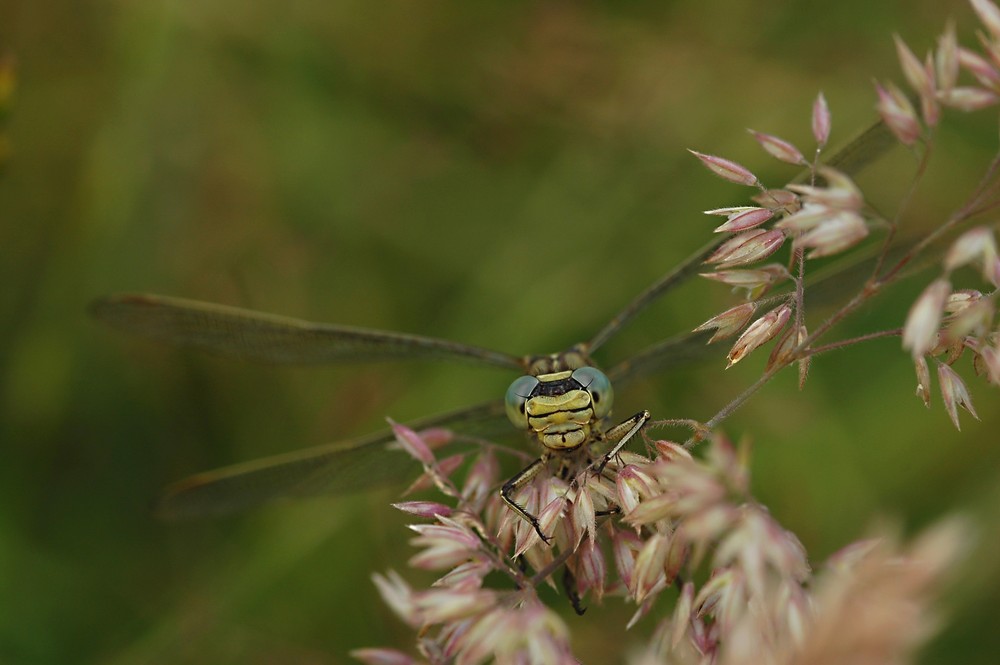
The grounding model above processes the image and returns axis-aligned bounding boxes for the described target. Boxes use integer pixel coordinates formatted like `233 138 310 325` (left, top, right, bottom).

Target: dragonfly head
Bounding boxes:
504 365 614 451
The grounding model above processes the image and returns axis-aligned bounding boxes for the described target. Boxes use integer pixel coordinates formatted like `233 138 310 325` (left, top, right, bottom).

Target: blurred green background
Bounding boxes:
1 0 998 663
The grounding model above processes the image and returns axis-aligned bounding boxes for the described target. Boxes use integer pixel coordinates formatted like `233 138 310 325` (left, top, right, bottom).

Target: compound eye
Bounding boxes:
504 375 540 429
571 366 613 419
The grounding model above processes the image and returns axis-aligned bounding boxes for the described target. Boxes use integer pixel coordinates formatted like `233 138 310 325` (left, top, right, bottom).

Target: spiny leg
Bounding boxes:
597 409 650 474
500 455 552 545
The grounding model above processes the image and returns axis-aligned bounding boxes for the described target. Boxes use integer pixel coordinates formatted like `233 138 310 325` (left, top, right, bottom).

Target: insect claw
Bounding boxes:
563 566 587 615
595 458 608 475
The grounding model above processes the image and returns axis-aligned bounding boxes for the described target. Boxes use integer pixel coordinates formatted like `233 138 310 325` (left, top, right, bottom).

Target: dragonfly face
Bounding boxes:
504 365 614 452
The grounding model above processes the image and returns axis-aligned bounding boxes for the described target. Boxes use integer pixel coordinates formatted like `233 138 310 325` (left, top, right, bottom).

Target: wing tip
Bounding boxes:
153 474 229 521
88 293 160 320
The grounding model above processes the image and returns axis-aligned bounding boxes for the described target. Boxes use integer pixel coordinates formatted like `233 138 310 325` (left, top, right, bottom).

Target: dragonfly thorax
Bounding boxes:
524 344 592 376
504 366 614 452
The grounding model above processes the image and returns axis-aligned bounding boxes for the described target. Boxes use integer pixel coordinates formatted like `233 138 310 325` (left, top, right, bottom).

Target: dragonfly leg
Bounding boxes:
562 565 586 616
501 456 552 545
597 410 650 474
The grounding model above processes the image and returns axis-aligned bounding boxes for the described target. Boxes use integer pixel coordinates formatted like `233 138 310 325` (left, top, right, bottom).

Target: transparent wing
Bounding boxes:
151 235 945 519
588 238 723 354
587 119 896 355
607 229 947 387
90 293 525 370
607 329 715 386
104 119 901 519
156 398 508 519
603 247 882 386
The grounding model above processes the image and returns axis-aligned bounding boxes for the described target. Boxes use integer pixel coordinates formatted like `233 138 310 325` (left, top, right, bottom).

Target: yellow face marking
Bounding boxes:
506 364 615 453
541 427 589 450
535 370 573 382
524 388 595 452
526 391 592 417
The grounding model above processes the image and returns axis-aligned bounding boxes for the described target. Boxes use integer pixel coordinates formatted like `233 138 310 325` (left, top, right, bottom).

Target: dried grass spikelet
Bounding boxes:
787 518 971 665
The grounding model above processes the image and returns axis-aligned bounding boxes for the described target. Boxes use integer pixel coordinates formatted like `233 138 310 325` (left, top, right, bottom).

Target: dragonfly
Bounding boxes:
90 120 896 535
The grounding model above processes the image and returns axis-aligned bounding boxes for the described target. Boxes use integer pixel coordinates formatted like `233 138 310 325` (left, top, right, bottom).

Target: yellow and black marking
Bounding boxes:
526 370 596 451
501 357 649 544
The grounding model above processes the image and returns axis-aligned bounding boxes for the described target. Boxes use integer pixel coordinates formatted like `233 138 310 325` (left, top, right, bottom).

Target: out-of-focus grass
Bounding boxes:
0 1 996 663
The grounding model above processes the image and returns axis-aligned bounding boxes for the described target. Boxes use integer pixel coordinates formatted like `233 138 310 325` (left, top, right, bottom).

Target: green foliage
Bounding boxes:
0 0 996 663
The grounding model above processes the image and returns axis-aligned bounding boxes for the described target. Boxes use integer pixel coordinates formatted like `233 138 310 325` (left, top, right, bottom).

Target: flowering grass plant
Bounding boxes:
355 2 1000 663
